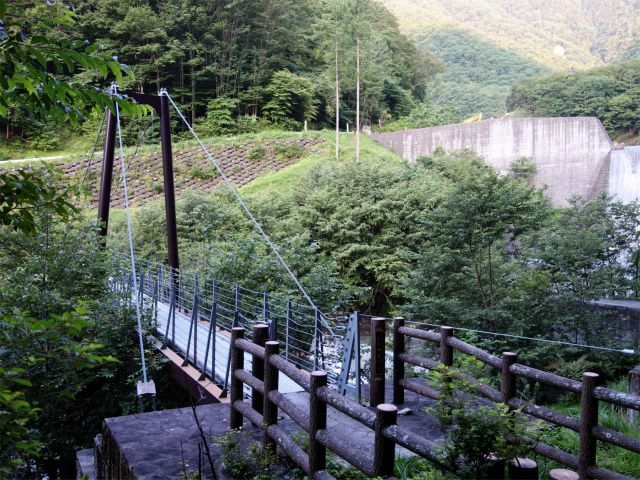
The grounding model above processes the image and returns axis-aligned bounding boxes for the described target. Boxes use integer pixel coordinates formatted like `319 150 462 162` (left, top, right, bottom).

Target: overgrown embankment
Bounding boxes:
0 135 325 208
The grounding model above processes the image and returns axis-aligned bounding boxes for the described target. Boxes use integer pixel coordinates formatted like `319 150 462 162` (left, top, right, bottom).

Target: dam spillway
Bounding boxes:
609 146 640 204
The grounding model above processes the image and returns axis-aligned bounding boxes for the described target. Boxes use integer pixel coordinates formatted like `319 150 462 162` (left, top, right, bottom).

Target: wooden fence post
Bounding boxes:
578 372 599 479
393 317 405 405
501 352 518 404
309 371 328 477
230 327 245 430
252 324 269 417
629 365 640 423
440 326 454 367
373 404 397 477
263 341 280 450
370 317 386 407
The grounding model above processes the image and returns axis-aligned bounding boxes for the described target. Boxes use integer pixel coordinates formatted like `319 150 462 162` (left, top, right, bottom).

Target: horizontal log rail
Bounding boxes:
229 326 443 479
392 318 640 480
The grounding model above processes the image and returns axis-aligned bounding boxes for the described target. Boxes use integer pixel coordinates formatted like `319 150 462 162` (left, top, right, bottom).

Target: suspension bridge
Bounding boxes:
74 85 639 480
119 256 362 405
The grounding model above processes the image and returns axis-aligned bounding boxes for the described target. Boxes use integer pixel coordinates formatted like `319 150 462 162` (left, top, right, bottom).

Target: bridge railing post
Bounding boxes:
229 327 245 429
355 311 362 402
138 270 144 312
370 317 386 407
578 372 599 479
263 341 279 451
629 365 640 424
314 308 323 371
183 275 199 367
501 352 518 405
285 299 292 362
235 284 241 316
200 279 217 381
251 324 269 417
222 310 240 397
161 286 176 350
393 317 405 405
309 371 327 476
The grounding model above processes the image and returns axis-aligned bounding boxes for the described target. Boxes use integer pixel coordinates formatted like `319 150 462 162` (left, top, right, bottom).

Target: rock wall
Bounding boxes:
371 117 613 207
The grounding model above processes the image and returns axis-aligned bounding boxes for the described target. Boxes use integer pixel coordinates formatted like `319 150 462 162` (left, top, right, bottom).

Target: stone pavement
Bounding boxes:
82 380 446 480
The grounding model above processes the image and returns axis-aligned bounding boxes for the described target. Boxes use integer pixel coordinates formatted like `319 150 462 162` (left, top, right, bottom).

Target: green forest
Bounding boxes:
412 25 549 117
381 0 640 121
1 0 450 155
2 2 640 479
508 60 640 140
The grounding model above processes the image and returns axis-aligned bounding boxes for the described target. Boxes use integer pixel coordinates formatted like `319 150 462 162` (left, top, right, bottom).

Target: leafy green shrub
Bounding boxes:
189 164 218 179
200 96 237 137
212 428 279 479
152 182 164 193
247 146 267 160
426 361 546 479
274 143 303 159
212 428 252 478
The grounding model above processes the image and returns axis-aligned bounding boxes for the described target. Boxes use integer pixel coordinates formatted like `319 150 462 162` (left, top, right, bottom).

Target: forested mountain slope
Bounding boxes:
381 0 640 70
413 26 549 116
379 0 640 118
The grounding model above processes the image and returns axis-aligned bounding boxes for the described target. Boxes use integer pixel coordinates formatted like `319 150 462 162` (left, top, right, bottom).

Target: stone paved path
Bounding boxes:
86 380 446 480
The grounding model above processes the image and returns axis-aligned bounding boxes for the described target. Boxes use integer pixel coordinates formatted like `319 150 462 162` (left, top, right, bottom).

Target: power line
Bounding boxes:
408 320 638 355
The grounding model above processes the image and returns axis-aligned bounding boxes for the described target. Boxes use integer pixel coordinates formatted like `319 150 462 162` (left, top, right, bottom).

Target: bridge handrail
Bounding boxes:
116 253 350 392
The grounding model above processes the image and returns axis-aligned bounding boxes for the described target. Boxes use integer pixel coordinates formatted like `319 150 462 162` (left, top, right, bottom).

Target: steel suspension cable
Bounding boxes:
163 91 329 328
115 104 149 383
78 110 107 196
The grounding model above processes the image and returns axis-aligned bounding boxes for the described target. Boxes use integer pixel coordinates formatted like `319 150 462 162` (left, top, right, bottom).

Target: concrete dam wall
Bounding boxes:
371 117 616 207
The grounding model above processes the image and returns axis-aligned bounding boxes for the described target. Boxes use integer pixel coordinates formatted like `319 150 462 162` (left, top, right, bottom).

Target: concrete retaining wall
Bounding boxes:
371 117 613 207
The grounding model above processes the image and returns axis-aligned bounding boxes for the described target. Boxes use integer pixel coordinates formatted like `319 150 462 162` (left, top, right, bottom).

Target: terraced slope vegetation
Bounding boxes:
0 136 325 208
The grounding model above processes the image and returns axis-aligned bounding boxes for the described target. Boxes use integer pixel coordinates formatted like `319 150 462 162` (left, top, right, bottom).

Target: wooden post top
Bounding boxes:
311 371 328 377
377 403 398 412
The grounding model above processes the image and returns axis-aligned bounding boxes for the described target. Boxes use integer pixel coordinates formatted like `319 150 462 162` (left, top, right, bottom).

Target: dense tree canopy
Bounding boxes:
507 60 640 138
2 0 442 147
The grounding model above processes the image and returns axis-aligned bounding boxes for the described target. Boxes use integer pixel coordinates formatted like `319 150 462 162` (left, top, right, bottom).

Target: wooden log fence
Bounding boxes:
390 320 640 480
229 326 451 480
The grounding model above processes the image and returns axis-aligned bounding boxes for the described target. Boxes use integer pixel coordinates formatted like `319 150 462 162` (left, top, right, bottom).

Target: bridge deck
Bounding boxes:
155 302 304 395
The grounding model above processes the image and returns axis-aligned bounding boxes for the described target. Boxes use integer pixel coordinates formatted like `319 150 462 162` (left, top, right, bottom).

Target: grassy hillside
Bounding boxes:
414 25 550 117
240 132 403 196
0 131 402 209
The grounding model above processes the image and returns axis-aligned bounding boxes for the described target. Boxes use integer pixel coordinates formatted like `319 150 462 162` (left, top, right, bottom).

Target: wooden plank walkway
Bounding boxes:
155 302 305 395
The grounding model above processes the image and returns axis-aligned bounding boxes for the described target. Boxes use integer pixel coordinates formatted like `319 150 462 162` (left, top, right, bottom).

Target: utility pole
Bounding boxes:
356 0 360 163
335 10 340 161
